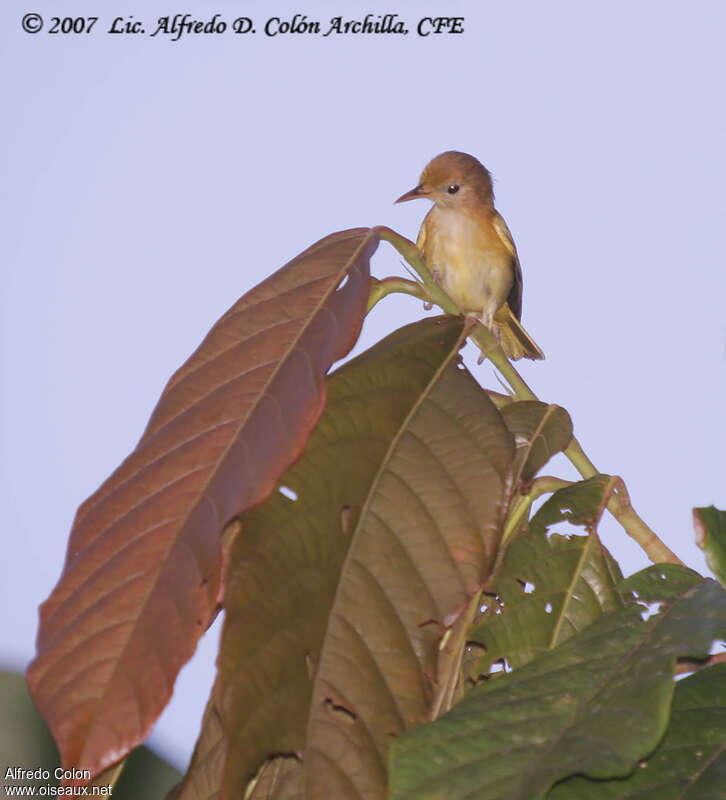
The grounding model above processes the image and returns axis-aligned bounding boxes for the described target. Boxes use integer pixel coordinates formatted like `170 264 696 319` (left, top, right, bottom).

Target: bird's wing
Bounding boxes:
492 210 523 321
416 214 428 252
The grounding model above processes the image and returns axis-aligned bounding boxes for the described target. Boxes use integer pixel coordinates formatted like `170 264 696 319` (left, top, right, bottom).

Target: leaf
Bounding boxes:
471 476 624 674
549 663 726 799
0 670 180 799
529 474 619 536
26 228 377 781
173 696 224 800
111 748 182 800
388 577 726 800
694 505 726 587
247 757 302 800
500 402 573 486
1 670 58 787
471 535 623 674
213 316 515 800
618 563 703 603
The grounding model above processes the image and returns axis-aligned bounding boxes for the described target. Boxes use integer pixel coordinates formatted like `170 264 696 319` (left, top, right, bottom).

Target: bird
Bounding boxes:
396 151 544 361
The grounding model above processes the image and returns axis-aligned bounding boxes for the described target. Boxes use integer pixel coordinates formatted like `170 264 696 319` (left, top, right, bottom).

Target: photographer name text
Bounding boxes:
21 13 465 40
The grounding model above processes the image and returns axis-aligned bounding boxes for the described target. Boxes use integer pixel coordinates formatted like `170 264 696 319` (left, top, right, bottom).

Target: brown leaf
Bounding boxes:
248 757 302 800
500 402 573 487
302 335 514 800
212 316 514 799
27 228 377 782
172 696 224 800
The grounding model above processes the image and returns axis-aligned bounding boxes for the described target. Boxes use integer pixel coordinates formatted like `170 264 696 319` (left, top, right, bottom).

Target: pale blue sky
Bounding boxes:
2 0 725 769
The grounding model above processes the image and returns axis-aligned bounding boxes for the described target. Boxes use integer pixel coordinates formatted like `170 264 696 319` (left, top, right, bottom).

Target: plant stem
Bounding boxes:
501 476 572 545
433 588 484 718
374 225 685 567
367 276 426 311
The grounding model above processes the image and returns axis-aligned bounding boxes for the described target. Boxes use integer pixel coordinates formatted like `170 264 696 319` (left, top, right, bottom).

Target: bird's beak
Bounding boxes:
395 184 428 203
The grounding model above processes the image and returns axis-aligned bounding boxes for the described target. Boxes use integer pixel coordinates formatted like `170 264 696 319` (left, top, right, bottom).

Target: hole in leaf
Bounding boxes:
336 274 349 291
244 754 301 799
279 485 298 501
489 658 512 675
639 601 662 621
544 602 553 614
516 579 535 594
324 698 357 726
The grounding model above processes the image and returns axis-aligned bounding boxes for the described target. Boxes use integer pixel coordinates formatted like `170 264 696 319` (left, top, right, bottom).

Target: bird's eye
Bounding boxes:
447 184 460 194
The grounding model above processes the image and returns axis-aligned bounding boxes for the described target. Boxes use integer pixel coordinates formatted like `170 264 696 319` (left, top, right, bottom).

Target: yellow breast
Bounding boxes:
419 206 514 315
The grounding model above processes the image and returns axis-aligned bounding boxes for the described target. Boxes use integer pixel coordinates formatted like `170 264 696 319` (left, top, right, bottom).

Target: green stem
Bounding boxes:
433 588 483 717
502 476 572 545
374 225 684 567
374 226 536 396
367 276 426 312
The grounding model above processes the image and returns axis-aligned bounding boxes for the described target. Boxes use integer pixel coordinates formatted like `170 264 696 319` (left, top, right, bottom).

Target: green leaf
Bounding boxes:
388 578 726 800
500 402 573 486
529 474 618 536
211 316 515 799
471 476 624 674
549 663 726 799
618 563 703 603
695 505 726 587
471 531 623 673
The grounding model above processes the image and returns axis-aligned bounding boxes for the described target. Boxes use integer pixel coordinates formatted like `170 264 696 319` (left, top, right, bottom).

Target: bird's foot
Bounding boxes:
480 309 495 333
462 312 480 333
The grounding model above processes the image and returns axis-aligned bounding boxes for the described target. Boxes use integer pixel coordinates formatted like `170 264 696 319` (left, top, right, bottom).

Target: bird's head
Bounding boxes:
395 151 494 210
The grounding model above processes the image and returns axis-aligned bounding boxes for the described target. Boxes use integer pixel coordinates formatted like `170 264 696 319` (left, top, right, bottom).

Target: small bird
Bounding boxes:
396 151 544 361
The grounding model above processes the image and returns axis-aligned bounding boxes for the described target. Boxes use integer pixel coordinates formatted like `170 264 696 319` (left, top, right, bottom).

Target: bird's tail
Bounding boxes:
494 305 545 361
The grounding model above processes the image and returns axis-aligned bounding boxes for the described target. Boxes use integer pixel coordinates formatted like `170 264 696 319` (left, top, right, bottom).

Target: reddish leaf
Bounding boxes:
27 228 377 782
